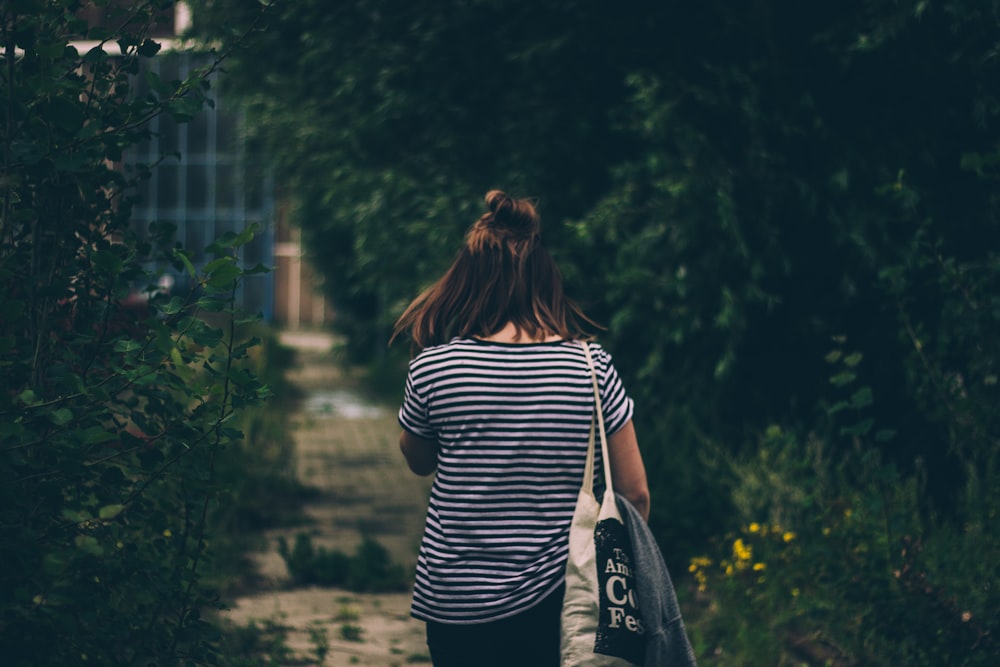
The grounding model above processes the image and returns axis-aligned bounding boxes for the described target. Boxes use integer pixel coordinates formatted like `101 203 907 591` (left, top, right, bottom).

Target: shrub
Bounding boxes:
0 2 273 664
689 426 999 666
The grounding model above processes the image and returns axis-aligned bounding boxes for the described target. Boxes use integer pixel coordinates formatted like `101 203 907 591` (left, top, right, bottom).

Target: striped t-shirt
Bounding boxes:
398 338 634 624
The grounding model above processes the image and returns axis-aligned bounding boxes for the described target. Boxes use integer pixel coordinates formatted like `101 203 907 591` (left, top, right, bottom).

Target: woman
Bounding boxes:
392 190 650 667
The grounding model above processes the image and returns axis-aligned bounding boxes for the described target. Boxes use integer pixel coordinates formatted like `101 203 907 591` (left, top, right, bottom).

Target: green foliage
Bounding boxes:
0 2 276 664
189 0 1000 663
185 0 641 359
204 329 315 592
689 427 999 666
277 532 409 593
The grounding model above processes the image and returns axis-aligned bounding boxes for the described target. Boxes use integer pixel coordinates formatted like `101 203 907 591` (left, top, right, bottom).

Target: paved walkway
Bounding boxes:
221 331 433 665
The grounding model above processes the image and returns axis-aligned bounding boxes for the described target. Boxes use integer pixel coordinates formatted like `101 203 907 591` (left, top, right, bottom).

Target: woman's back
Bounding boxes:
399 338 633 623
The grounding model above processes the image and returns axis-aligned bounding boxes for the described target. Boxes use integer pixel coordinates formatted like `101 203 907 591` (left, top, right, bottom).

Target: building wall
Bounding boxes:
125 45 332 328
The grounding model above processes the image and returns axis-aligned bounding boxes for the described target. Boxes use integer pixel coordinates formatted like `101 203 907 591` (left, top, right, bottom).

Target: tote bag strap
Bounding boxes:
580 341 614 499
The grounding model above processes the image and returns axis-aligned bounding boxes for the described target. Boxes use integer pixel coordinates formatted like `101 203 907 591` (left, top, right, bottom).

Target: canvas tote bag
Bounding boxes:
561 342 645 666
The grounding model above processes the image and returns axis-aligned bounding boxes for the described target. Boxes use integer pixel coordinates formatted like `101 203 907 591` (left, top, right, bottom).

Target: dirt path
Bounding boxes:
221 331 433 666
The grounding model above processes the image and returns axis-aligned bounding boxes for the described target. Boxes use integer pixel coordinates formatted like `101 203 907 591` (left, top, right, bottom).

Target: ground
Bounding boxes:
220 331 434 666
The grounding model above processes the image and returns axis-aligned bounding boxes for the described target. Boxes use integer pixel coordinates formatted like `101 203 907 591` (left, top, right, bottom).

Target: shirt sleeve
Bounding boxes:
594 346 634 435
398 366 436 440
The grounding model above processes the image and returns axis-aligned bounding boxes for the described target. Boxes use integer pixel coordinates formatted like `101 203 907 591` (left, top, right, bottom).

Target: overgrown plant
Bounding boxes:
0 2 271 664
277 532 409 593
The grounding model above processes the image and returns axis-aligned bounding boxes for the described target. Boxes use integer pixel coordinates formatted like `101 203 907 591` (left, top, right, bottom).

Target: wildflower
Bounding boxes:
752 562 766 571
791 588 800 597
733 538 752 562
689 556 712 569
844 508 853 519
725 564 734 576
748 522 761 534
162 529 172 537
782 531 796 543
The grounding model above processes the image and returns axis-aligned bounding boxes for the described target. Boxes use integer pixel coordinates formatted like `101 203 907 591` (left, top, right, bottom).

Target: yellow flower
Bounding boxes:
752 562 766 571
733 538 752 562
844 508 853 518
791 588 800 597
162 529 172 537
725 564 734 576
748 522 761 534
783 531 796 543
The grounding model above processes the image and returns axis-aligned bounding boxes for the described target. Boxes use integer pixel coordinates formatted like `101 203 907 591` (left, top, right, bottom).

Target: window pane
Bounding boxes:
157 165 179 210
215 164 235 210
158 114 180 155
187 218 211 255
186 165 210 210
186 111 209 155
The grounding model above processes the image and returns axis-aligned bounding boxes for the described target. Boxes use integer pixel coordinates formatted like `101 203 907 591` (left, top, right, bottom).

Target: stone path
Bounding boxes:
221 331 433 666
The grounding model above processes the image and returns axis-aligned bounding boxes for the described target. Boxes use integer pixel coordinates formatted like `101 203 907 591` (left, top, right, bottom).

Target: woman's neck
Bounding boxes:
475 322 563 343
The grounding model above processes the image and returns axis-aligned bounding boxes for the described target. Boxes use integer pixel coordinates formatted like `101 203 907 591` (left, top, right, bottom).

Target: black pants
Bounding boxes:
425 584 564 667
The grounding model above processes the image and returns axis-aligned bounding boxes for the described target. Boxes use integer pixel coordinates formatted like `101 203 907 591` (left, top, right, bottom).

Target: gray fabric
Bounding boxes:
616 495 698 667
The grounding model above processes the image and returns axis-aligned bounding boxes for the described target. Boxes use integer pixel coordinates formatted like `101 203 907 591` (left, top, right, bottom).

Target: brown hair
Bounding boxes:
391 190 597 351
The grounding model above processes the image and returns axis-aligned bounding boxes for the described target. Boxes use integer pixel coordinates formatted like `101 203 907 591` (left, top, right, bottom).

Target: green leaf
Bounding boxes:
74 535 104 557
843 352 863 368
206 262 242 288
202 257 232 273
161 296 187 315
826 400 849 416
137 39 161 58
49 408 74 425
83 427 115 445
93 249 123 276
173 248 197 279
829 371 856 387
840 418 874 437
98 504 125 520
243 262 272 275
233 222 259 246
850 387 874 409
43 553 68 576
196 297 228 312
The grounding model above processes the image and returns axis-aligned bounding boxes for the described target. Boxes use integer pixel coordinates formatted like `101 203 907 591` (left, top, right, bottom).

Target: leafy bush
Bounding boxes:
0 2 276 664
688 425 998 666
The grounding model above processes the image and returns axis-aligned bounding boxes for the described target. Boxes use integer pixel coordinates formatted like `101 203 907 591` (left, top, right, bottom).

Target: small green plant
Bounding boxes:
688 424 999 666
277 532 409 592
216 617 296 667
307 620 330 664
340 623 364 642
334 604 361 622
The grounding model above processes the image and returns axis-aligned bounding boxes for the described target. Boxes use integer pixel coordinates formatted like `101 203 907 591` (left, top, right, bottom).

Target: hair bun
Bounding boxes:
483 190 539 237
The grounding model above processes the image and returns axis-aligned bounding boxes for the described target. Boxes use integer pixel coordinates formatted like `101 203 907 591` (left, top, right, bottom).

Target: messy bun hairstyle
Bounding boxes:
392 190 597 351
466 190 541 253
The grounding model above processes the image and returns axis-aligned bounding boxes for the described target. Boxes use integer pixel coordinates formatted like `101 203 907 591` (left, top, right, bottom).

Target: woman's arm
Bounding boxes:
399 430 439 476
608 420 651 521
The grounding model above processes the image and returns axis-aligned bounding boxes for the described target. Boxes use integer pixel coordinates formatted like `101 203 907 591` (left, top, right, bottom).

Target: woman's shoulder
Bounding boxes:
408 337 492 370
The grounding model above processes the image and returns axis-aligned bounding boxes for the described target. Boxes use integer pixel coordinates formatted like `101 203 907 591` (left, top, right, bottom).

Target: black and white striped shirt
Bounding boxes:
398 338 634 624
